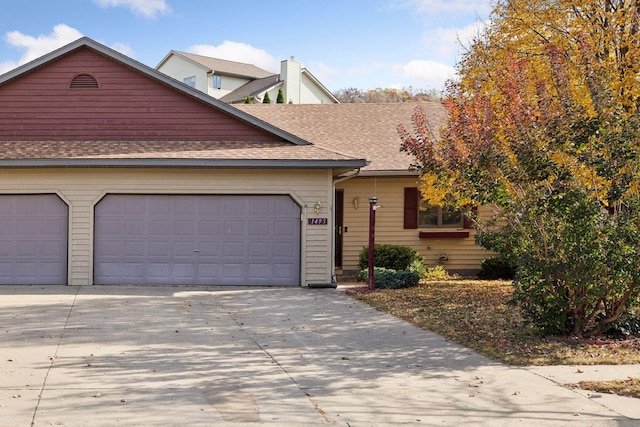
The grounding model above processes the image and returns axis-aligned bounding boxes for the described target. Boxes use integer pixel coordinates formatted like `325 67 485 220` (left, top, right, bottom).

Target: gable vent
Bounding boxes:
70 73 99 89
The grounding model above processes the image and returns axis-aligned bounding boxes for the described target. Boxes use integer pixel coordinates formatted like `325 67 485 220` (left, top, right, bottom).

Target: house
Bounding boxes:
156 51 339 104
0 37 364 286
236 104 493 276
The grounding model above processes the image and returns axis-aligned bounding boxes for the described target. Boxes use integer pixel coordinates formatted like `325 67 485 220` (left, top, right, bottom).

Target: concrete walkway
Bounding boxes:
0 285 638 426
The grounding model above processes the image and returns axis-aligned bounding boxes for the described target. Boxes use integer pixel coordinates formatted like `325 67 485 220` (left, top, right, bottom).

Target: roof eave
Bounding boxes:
155 50 212 73
357 169 420 177
0 158 368 169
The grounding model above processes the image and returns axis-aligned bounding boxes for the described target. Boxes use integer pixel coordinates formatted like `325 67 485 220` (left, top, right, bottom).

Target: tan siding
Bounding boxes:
337 177 495 275
0 168 333 286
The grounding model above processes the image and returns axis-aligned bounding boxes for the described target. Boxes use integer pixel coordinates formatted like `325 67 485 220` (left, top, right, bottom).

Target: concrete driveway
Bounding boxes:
0 285 638 426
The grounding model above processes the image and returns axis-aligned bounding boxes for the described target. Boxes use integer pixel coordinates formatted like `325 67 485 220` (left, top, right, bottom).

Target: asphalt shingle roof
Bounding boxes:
236 103 447 174
220 75 281 103
0 140 358 162
173 51 276 79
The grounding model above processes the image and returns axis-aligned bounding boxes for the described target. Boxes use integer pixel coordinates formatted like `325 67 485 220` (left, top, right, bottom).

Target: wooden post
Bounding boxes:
368 197 377 291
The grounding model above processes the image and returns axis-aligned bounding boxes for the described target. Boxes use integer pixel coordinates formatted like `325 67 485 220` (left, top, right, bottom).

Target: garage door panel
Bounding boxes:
199 241 220 255
94 195 300 285
224 199 245 215
273 264 294 279
124 219 145 235
0 194 68 285
175 220 194 234
125 241 146 256
223 242 244 257
249 242 269 257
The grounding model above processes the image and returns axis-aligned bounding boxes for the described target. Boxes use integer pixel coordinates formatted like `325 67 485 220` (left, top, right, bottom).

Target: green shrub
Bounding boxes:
604 310 640 338
478 257 516 280
423 265 452 280
407 258 427 278
263 92 271 104
356 267 420 289
276 88 284 103
480 186 640 336
359 244 422 272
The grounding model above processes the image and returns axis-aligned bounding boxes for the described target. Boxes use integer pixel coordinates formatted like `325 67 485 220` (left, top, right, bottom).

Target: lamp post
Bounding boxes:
368 196 378 291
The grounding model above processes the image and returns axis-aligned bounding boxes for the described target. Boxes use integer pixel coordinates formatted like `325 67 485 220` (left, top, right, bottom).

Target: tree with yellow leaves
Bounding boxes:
399 0 640 337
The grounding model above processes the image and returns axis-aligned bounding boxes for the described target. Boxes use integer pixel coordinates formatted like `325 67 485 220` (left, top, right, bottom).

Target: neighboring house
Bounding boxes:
156 51 339 104
236 104 493 276
0 37 364 286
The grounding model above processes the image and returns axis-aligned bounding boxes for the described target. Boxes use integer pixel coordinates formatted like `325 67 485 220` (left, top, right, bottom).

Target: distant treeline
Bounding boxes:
333 87 442 103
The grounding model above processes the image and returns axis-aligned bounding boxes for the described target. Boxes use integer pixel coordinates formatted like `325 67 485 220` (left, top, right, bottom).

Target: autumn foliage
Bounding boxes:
398 0 640 337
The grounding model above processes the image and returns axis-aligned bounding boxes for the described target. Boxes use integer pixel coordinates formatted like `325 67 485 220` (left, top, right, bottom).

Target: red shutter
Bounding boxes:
404 187 419 229
463 206 478 229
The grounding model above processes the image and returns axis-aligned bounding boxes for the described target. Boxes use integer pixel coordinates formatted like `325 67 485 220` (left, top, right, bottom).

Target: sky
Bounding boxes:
0 0 492 93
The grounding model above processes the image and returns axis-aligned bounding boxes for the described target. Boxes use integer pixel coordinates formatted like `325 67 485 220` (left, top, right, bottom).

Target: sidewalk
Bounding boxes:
0 285 638 426
527 364 640 419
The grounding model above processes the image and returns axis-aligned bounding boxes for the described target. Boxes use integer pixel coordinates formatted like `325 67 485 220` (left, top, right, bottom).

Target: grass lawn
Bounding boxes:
349 279 640 398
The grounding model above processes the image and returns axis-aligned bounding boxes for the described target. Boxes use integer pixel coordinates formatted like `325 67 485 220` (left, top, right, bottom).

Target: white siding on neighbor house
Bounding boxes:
158 55 209 93
213 74 252 98
0 168 334 286
300 74 335 104
158 55 252 99
336 177 494 275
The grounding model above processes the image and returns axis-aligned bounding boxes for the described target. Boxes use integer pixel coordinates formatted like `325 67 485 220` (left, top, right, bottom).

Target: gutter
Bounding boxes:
0 158 368 169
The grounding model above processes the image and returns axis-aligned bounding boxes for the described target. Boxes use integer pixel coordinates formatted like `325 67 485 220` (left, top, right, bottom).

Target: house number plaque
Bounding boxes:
308 218 328 225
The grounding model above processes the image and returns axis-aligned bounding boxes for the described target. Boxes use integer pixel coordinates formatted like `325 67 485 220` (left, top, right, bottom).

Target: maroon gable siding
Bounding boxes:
0 47 282 142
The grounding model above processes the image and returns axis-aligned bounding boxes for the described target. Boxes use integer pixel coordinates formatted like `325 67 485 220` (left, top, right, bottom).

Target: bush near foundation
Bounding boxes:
356 267 420 289
359 244 422 272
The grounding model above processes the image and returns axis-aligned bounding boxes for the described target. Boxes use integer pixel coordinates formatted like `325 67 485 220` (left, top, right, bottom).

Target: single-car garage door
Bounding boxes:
94 194 301 285
0 194 68 285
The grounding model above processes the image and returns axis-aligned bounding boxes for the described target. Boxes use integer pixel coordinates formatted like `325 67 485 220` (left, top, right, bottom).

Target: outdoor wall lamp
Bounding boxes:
352 197 359 210
314 201 321 215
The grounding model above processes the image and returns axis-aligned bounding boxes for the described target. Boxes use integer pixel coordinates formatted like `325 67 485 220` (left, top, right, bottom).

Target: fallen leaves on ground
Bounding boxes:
350 279 640 366
574 378 640 399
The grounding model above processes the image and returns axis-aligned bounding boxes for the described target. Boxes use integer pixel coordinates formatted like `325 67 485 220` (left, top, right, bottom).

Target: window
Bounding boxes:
183 76 196 88
404 187 463 229
211 75 221 89
418 201 461 227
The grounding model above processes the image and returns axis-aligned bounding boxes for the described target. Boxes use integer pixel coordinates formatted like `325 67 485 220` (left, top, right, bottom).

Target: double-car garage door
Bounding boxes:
94 194 301 286
0 194 301 286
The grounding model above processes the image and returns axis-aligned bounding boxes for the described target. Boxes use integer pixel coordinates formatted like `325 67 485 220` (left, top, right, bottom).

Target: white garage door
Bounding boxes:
94 194 301 285
0 194 68 285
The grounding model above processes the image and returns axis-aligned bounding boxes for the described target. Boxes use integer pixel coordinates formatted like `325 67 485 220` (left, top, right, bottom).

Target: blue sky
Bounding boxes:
0 0 492 92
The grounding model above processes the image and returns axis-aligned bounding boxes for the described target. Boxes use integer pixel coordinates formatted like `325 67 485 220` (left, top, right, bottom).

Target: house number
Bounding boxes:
308 218 328 225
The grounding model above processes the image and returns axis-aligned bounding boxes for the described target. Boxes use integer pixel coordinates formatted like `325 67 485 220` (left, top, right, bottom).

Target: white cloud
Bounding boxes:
0 25 135 75
0 24 83 73
392 59 457 90
188 41 280 73
93 0 171 18
0 61 16 75
110 41 135 58
305 60 339 88
422 21 487 64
